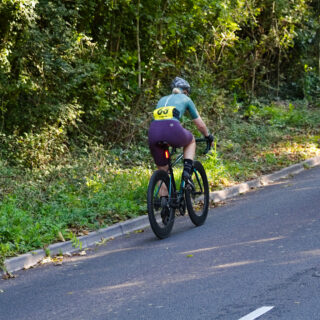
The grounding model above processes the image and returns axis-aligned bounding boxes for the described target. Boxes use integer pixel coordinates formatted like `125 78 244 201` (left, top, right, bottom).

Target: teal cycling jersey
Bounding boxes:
155 93 199 121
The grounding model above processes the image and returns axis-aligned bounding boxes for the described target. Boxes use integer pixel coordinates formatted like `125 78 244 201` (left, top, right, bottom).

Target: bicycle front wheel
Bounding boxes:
185 160 209 226
147 170 175 239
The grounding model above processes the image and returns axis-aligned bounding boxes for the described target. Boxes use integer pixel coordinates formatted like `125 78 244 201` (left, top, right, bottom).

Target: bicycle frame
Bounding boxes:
161 138 210 209
166 147 184 208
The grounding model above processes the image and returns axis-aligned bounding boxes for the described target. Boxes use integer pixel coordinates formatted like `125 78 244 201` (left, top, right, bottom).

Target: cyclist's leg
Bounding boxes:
183 137 196 160
148 121 169 168
157 122 195 181
157 165 169 197
148 123 170 197
157 164 169 171
148 119 194 181
182 137 196 181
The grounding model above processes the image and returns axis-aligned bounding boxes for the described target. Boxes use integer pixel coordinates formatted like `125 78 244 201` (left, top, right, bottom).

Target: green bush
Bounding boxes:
1 126 68 169
0 197 59 257
258 103 320 128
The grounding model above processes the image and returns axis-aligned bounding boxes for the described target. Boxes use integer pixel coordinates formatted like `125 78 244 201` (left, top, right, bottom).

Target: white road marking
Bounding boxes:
238 306 274 320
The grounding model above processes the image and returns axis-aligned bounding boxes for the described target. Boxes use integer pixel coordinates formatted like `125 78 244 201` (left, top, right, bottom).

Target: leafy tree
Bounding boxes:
0 0 319 168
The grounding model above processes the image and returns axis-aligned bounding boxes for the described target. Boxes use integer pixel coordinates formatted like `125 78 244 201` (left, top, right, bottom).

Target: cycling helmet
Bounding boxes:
170 77 191 94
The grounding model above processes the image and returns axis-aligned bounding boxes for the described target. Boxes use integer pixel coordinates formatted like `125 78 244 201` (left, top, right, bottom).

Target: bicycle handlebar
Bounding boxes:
195 137 212 154
169 137 212 156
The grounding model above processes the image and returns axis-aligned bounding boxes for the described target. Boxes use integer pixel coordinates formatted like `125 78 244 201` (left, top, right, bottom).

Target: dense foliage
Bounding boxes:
0 0 319 168
1 1 320 264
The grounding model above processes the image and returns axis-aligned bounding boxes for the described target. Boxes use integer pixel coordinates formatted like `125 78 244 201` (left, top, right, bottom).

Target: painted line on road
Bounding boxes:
238 306 274 320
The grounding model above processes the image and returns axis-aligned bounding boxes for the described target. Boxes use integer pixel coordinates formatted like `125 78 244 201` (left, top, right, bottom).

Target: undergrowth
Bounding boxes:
1 101 320 264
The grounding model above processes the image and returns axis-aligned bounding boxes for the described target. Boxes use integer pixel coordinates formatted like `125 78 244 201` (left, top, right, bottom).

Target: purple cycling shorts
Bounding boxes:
148 120 193 166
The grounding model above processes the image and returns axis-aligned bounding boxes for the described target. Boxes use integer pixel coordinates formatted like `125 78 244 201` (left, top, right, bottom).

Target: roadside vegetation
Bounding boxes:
1 101 320 264
1 0 320 265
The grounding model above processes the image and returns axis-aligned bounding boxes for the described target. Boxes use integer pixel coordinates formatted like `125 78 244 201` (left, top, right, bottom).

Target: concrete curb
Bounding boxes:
210 156 320 203
4 156 320 274
4 216 150 274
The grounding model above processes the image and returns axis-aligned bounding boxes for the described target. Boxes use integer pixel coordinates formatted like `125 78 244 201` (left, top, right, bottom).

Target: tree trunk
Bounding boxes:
136 0 142 88
318 0 320 77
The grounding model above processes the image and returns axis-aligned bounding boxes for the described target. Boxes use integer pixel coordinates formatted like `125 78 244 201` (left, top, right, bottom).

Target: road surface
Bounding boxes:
1 166 320 320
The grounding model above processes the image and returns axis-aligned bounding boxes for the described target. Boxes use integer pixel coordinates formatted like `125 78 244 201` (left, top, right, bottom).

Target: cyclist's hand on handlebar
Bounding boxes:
199 133 213 154
205 133 214 146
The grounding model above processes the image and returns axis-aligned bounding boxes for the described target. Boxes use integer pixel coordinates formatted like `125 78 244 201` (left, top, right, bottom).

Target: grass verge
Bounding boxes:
1 102 320 265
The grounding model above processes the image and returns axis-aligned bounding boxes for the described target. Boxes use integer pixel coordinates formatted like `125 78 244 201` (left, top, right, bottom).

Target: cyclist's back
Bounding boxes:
156 92 198 121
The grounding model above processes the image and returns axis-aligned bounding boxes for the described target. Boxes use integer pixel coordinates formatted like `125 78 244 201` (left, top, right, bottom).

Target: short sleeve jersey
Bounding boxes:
155 93 199 121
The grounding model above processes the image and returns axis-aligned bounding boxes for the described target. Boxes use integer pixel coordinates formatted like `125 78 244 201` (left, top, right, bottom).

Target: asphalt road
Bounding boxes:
1 166 320 320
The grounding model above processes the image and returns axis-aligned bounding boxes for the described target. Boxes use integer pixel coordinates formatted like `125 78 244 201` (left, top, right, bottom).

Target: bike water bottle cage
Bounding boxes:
153 106 180 120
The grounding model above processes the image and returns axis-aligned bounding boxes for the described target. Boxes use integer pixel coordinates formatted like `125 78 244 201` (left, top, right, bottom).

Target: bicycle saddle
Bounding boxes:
157 141 170 149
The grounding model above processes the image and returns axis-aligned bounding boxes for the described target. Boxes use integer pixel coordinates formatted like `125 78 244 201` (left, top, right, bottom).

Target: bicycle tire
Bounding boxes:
147 170 175 239
185 160 209 226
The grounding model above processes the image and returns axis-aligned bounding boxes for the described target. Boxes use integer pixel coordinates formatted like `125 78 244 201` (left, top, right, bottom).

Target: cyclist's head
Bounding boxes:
171 77 191 95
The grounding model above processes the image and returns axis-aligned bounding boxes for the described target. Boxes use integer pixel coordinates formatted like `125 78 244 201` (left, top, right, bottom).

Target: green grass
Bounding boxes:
1 102 320 265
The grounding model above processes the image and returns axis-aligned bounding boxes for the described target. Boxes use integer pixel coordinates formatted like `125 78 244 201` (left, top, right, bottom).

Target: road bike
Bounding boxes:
147 138 211 239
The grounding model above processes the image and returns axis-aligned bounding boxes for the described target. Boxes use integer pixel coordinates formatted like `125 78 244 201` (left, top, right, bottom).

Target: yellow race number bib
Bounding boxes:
153 106 176 120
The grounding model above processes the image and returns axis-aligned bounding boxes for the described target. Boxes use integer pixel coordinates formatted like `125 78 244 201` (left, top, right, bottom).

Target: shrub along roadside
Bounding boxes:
1 102 320 267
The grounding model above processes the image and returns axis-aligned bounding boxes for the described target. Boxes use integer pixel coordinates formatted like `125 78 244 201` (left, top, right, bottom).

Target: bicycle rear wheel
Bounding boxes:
147 170 175 239
185 160 209 226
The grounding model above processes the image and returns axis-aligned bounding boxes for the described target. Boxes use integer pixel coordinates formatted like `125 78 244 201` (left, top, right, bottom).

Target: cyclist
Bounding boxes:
148 76 214 182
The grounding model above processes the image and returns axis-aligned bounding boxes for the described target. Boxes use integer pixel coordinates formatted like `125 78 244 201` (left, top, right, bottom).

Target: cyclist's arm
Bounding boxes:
187 99 212 138
193 116 210 137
